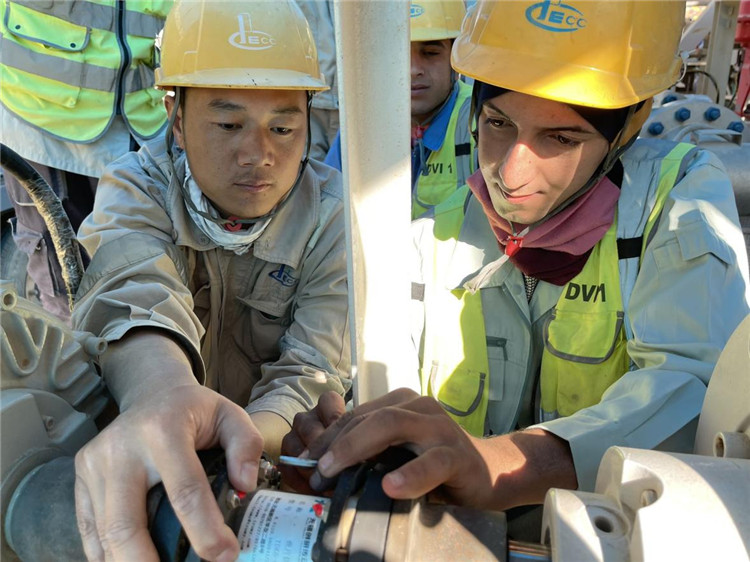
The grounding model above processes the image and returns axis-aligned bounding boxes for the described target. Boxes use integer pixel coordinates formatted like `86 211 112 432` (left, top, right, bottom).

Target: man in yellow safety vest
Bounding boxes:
325 0 475 219
283 0 750 523
0 0 171 322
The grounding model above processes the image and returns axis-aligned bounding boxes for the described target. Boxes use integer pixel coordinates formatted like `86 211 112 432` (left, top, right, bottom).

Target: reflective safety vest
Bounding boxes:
0 0 170 143
420 143 696 436
412 80 475 219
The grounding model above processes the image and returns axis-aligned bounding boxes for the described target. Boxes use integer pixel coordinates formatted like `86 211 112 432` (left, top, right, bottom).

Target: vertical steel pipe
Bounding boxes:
333 0 417 404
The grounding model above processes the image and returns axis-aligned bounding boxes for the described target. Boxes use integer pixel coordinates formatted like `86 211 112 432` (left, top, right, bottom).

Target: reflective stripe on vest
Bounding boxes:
412 81 475 219
422 143 696 436
0 0 169 142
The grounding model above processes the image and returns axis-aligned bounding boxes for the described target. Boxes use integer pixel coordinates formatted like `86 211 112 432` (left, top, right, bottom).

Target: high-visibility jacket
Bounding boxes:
417 142 698 437
412 80 475 219
0 0 170 143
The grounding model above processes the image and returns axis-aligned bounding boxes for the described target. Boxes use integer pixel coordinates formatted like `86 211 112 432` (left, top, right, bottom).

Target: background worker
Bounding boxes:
0 0 171 322
72 2 350 560
325 0 474 218
283 0 750 522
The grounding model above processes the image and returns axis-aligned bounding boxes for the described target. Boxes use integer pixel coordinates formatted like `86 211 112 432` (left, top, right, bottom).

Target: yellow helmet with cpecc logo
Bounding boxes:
452 0 686 109
155 0 328 91
410 0 467 42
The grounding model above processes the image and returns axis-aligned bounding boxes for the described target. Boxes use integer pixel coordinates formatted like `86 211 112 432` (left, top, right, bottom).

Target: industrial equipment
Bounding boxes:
2 271 748 561
1 2 749 560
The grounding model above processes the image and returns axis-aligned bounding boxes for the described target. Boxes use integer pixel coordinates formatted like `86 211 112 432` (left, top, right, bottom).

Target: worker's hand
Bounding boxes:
74 384 263 562
279 391 347 493
301 388 496 507
302 388 577 511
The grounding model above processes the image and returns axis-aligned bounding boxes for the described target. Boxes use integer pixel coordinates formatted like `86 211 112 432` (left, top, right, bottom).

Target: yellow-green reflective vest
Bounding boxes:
422 143 695 436
412 80 475 219
0 0 170 143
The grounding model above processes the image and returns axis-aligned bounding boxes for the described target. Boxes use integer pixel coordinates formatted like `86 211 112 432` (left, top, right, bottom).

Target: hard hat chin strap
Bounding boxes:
524 103 640 231
166 87 314 228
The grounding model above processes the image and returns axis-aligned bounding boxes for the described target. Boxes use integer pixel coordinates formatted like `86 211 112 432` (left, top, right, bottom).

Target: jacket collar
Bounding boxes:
253 161 326 270
444 193 562 319
164 147 325 270
422 81 461 152
444 194 511 291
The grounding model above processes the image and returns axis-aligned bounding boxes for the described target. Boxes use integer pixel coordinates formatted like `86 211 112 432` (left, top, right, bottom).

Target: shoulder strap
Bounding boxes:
432 184 473 241
453 83 475 187
615 142 697 261
639 143 698 261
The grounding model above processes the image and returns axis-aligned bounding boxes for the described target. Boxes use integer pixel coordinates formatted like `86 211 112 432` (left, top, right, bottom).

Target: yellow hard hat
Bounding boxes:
452 1 686 109
155 0 328 91
410 0 466 42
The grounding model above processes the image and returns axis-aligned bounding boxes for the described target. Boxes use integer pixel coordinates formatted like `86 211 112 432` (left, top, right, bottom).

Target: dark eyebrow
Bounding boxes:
207 100 304 116
421 40 449 49
272 106 304 116
483 101 597 135
207 99 245 111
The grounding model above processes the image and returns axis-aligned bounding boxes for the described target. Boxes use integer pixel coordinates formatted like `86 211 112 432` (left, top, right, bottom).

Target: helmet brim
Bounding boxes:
411 28 460 42
453 46 680 110
155 67 329 91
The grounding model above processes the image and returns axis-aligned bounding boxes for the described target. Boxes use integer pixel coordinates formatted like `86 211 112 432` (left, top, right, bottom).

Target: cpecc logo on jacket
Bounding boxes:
410 4 424 18
269 265 298 287
525 0 586 33
229 14 276 50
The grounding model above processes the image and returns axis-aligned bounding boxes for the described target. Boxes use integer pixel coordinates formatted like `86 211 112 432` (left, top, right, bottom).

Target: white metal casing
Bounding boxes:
541 314 750 562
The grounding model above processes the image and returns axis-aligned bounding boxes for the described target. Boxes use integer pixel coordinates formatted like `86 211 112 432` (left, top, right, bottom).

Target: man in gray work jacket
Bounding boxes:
72 2 350 560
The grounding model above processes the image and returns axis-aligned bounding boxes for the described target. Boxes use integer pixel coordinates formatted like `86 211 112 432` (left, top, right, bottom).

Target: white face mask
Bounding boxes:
183 160 271 255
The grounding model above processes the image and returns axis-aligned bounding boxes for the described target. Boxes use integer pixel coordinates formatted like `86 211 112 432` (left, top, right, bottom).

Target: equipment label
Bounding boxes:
237 490 330 561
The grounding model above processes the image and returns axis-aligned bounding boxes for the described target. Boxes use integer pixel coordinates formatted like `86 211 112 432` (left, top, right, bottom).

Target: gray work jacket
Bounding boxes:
73 139 351 423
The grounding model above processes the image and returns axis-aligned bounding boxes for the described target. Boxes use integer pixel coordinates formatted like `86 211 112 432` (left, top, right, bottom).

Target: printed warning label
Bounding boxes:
237 490 330 561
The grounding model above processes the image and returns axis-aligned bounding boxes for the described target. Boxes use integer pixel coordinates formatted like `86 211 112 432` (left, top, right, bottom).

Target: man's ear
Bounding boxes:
164 93 185 149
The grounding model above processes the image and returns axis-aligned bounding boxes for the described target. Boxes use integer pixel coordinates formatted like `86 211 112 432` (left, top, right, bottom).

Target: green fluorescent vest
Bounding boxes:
422 143 695 436
420 191 489 436
412 80 475 219
0 0 170 143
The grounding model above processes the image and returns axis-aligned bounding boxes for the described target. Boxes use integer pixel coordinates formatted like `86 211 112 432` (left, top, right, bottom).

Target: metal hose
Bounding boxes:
1 144 85 310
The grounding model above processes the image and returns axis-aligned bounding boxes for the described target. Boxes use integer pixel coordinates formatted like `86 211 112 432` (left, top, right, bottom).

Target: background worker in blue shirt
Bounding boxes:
325 0 475 218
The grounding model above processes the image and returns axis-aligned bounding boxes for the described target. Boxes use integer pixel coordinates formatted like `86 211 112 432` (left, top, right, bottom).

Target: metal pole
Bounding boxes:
333 0 417 405
701 1 740 103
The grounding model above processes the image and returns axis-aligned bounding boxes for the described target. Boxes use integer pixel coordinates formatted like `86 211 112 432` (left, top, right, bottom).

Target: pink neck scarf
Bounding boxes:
466 170 620 285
